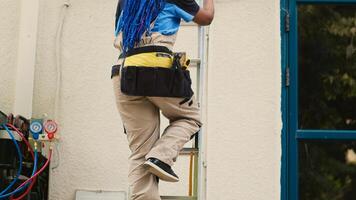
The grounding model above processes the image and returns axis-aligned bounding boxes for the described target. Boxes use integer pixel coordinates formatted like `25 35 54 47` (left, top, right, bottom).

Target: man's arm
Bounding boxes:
193 0 214 26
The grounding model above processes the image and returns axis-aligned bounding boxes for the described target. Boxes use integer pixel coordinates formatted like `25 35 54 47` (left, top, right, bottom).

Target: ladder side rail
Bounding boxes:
162 5 209 197
197 24 209 200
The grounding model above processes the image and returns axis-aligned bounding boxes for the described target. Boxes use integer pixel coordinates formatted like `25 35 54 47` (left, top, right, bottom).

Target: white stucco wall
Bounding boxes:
0 0 20 113
33 1 128 199
0 0 282 199
207 1 281 199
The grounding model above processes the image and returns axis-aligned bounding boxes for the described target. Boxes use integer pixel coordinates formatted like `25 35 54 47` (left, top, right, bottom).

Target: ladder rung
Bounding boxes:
161 196 197 200
180 21 198 27
180 148 199 155
189 59 201 68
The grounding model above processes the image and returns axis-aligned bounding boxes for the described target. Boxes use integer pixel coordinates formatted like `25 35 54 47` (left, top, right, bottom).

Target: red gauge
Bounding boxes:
44 120 58 134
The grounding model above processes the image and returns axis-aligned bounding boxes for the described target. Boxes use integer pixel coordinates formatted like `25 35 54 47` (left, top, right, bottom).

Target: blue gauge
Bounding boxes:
30 121 43 140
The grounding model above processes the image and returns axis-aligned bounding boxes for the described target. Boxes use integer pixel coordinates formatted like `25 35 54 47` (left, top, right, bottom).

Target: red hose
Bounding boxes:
12 149 52 193
11 170 37 200
6 124 53 200
6 124 34 158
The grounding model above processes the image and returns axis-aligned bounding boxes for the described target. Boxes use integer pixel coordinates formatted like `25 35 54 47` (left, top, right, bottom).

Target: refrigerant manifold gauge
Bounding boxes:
44 120 58 140
30 121 43 140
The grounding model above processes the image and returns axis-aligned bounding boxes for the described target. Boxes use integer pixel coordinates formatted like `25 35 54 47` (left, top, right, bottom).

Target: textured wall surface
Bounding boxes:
0 0 282 199
33 0 128 199
0 0 20 113
206 0 282 199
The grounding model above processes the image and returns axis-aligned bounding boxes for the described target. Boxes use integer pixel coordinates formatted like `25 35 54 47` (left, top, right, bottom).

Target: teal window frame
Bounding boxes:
281 0 356 200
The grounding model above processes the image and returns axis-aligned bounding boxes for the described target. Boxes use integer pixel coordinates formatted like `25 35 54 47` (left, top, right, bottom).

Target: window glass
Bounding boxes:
298 5 356 130
299 140 356 200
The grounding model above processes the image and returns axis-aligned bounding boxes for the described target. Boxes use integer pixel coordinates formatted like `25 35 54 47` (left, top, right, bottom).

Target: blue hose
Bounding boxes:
0 151 38 199
0 125 23 196
0 126 38 199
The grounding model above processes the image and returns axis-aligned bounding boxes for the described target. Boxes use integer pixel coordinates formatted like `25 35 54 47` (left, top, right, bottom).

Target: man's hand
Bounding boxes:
193 0 214 26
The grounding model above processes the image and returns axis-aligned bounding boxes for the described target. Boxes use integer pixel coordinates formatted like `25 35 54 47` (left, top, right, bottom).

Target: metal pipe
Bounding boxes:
13 0 40 118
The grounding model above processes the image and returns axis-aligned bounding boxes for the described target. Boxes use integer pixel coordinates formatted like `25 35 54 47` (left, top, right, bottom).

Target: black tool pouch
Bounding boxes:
120 53 194 98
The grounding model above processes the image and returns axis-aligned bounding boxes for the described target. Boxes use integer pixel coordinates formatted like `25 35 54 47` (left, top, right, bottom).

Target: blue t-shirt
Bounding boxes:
115 0 200 36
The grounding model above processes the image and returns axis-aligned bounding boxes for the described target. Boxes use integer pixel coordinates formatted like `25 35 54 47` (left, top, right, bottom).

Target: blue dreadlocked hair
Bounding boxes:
116 0 166 53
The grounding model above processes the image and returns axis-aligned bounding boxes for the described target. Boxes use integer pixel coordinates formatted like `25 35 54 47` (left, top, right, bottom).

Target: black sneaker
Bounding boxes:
144 158 179 182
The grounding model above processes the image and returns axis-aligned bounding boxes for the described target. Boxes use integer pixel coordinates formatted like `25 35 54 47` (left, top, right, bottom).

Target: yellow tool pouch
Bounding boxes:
118 46 194 98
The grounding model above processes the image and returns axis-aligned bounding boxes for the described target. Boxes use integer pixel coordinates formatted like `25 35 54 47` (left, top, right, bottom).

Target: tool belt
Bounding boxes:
112 46 194 98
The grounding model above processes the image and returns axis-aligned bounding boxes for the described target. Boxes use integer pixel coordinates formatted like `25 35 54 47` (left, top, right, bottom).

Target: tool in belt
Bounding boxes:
111 46 193 98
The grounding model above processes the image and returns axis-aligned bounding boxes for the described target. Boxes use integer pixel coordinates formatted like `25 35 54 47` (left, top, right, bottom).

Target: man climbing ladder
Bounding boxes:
111 0 214 199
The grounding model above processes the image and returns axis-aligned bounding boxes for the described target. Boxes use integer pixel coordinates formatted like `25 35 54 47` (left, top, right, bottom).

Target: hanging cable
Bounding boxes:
0 125 23 196
52 0 70 171
54 0 70 120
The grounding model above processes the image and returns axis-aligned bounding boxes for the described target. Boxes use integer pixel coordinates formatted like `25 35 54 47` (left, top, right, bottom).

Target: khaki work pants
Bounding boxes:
112 75 202 200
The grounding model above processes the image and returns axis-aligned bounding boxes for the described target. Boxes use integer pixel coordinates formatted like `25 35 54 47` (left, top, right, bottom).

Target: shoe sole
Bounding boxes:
144 161 179 182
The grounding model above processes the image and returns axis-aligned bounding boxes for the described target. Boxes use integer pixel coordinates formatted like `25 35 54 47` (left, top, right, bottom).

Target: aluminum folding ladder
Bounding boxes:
161 11 210 200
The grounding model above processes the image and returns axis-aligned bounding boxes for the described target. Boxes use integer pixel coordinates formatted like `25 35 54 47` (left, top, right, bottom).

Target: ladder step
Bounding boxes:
161 196 197 200
180 148 199 155
189 59 201 68
181 21 198 27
